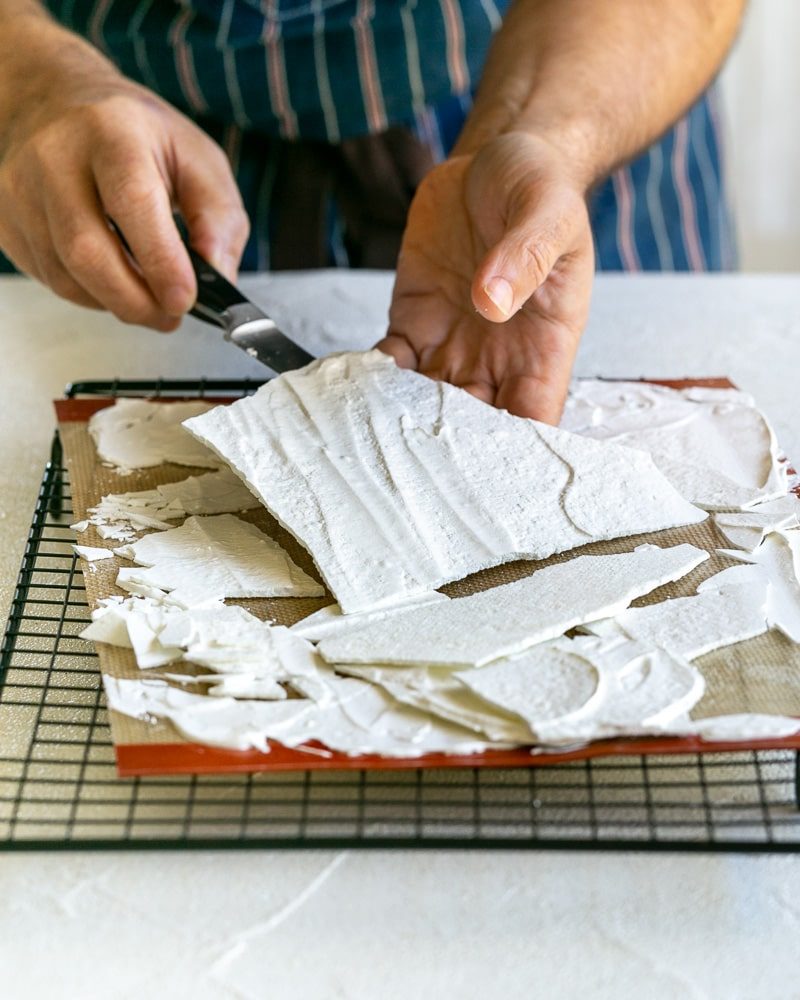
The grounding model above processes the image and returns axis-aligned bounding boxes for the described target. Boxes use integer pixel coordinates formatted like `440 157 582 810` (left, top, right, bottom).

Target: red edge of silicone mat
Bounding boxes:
54 378 800 775
55 397 244 421
114 732 800 777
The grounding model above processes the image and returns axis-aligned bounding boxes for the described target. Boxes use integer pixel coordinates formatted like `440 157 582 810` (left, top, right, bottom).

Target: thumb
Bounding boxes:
173 134 250 282
471 192 585 322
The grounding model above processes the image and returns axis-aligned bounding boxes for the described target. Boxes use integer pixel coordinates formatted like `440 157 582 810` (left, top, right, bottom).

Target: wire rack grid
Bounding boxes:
0 378 799 852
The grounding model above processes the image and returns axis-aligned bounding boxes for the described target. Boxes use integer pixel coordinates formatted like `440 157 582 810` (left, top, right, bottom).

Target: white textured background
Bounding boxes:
719 0 800 270
2 272 800 1000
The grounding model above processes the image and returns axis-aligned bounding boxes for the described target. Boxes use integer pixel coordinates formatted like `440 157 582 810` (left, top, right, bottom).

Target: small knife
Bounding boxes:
186 245 316 374
109 216 315 374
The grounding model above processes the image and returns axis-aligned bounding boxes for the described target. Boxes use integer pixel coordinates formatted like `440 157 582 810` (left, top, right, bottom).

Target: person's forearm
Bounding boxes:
0 1 124 154
0 0 54 109
454 0 745 187
0 0 46 20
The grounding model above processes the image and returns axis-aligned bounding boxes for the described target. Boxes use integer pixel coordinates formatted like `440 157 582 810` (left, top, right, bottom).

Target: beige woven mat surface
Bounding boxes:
59 416 800 755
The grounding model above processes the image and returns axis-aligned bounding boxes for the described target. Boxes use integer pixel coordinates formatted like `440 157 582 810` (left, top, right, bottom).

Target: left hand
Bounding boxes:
378 131 595 424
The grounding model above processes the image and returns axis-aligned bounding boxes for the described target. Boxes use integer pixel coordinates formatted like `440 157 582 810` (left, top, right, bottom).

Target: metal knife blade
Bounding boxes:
186 244 316 374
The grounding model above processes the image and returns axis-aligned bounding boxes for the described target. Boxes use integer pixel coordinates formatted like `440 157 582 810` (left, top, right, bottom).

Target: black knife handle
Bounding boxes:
185 244 249 327
109 213 245 328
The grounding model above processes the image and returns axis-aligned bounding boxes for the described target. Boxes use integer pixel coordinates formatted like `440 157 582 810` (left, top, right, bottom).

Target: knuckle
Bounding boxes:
38 258 97 308
28 127 65 166
141 243 186 285
205 140 232 171
520 240 552 283
105 174 161 215
199 136 238 178
85 95 147 137
62 230 106 275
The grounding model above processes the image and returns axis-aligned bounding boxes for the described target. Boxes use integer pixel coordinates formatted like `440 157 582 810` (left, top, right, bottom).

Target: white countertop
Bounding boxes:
1 272 799 999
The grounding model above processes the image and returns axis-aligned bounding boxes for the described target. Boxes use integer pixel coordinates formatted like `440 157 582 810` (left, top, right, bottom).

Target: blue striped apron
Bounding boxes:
4 0 736 272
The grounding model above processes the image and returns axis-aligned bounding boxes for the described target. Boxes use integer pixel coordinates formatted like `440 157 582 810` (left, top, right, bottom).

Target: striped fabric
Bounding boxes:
3 0 735 273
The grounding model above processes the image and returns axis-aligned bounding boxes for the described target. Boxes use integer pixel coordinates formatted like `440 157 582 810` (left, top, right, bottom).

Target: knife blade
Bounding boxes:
185 244 316 374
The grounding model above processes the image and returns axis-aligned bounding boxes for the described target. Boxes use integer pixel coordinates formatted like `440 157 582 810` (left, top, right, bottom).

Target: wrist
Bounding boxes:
0 1 48 24
509 112 615 192
461 128 597 200
454 92 615 193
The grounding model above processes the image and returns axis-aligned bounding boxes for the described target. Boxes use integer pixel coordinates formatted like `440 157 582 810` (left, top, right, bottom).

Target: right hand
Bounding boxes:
381 132 595 424
0 20 249 330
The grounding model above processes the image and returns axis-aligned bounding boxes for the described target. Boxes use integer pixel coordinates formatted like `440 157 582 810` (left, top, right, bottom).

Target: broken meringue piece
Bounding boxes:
89 397 222 471
685 713 800 742
560 380 788 511
80 597 133 648
72 544 115 562
85 596 325 696
114 514 324 606
183 350 705 614
582 582 770 660
456 643 601 738
336 662 534 743
318 543 709 668
81 595 181 667
289 591 448 642
154 468 260 515
698 530 800 643
713 494 799 551
103 676 314 752
194 674 288 700
85 468 261 542
103 673 498 756
457 633 705 745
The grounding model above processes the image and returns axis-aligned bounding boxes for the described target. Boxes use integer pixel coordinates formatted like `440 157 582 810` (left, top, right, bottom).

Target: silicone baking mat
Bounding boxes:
2 379 799 851
48 377 800 777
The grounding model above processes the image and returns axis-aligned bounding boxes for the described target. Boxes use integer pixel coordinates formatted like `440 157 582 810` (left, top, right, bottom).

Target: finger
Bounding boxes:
173 134 249 283
44 168 182 332
382 290 454 371
0 175 105 310
458 380 496 406
13 206 106 310
0 216 41 280
388 287 457 342
495 366 572 425
376 331 419 369
93 146 196 316
33 250 106 310
471 196 585 323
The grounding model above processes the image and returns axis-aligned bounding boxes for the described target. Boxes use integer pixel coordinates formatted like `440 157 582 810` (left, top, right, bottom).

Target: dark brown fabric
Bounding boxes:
270 141 336 271
269 127 436 271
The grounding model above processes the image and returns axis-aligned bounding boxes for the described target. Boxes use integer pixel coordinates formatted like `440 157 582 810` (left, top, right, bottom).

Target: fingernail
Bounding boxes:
164 285 193 316
483 276 514 317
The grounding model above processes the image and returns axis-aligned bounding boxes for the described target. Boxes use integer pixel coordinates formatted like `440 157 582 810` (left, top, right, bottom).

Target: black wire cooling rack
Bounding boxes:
1 379 799 852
